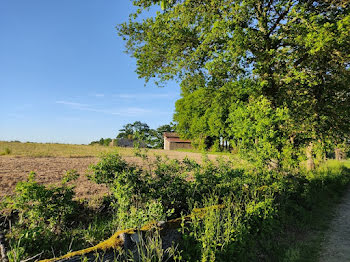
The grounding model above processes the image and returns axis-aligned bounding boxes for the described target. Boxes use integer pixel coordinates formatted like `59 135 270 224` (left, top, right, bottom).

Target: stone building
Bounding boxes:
163 132 192 150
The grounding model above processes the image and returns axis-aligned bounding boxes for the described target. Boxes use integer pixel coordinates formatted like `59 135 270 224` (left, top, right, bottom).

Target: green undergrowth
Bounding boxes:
1 151 349 261
175 148 233 156
277 160 350 262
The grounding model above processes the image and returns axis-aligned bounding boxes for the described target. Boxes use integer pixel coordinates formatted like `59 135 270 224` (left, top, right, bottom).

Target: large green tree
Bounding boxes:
117 121 151 140
119 0 350 167
117 121 153 147
117 121 175 148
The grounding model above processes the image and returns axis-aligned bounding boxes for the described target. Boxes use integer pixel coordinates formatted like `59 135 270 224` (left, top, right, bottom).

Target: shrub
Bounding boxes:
87 152 134 185
2 171 80 260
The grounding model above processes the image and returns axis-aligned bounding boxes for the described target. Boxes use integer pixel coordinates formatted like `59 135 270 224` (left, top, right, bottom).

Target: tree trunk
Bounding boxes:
268 159 279 170
335 148 346 160
306 142 315 171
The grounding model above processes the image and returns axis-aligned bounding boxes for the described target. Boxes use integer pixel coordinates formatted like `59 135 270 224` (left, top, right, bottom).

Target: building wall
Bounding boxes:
169 142 192 150
164 138 171 150
164 137 192 150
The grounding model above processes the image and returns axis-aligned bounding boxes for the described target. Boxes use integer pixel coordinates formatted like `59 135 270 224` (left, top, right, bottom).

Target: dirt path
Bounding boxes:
319 187 350 262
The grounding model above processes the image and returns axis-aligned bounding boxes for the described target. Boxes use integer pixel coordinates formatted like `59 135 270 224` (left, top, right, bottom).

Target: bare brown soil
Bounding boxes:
0 151 222 199
0 157 104 199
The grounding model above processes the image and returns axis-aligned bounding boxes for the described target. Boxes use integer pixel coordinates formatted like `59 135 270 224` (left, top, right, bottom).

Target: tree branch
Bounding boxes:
20 252 44 262
268 0 294 35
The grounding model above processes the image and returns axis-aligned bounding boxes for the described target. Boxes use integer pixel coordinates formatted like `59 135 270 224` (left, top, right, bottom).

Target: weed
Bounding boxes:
0 147 11 155
7 237 25 262
126 228 180 262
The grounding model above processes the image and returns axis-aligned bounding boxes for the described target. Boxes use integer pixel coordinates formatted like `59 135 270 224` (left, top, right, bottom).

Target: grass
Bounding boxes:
322 159 350 169
277 191 338 262
175 148 232 156
277 159 350 262
0 141 175 158
174 148 249 169
0 141 122 157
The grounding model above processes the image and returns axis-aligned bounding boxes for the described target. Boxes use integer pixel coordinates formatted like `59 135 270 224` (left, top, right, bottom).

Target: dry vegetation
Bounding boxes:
0 141 128 157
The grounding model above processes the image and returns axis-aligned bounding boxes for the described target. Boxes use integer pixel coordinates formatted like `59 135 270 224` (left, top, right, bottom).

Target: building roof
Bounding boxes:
163 132 191 143
163 132 180 138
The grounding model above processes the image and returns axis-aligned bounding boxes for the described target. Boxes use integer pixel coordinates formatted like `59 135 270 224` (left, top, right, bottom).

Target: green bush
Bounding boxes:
2 171 81 260
87 152 134 185
87 152 191 225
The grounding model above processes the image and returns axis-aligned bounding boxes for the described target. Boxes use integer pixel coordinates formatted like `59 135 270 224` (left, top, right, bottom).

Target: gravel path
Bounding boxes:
319 187 350 262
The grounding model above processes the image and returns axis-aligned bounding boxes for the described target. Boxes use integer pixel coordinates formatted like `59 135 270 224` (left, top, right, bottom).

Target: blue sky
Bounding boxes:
0 0 180 144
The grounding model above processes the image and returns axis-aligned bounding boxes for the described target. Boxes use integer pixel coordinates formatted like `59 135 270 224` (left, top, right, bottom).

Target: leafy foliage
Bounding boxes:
2 152 350 261
119 0 350 167
87 152 135 185
114 121 175 148
2 171 80 259
117 121 151 141
228 96 296 168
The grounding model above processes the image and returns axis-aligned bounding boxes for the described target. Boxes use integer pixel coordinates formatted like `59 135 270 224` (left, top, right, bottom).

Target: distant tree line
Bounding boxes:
90 138 113 147
89 121 175 149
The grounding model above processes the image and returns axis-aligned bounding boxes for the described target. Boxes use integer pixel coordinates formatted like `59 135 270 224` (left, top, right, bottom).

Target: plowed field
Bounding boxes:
0 146 226 199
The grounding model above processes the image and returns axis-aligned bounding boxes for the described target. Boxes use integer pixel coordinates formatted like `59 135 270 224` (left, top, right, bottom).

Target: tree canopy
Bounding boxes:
119 0 350 167
117 121 151 140
117 121 175 148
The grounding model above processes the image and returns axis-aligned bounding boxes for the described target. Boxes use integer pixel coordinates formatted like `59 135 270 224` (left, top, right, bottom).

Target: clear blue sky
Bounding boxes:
0 0 180 144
